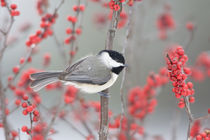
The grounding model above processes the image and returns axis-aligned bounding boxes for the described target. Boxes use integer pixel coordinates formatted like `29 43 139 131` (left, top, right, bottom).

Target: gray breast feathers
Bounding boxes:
62 56 111 85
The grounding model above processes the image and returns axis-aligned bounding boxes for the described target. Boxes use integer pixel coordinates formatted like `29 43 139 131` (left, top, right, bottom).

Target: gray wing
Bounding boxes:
62 56 111 85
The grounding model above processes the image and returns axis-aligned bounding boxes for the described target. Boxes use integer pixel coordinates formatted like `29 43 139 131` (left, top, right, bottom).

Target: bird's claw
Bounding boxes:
98 92 110 98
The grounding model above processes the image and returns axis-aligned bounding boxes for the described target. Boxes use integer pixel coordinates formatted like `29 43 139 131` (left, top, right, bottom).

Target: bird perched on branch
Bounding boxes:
30 50 126 96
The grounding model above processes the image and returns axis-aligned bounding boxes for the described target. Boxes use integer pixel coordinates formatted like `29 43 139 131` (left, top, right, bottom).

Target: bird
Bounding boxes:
30 50 126 96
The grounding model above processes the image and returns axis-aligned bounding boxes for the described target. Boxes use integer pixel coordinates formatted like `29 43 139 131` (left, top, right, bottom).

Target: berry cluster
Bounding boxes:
109 0 142 9
195 130 210 140
109 116 144 139
108 10 128 29
191 120 201 138
166 46 195 108
65 4 86 58
190 120 210 140
26 13 57 47
156 8 175 40
10 4 20 16
21 101 40 122
65 4 85 45
128 67 168 120
22 122 49 139
109 0 123 11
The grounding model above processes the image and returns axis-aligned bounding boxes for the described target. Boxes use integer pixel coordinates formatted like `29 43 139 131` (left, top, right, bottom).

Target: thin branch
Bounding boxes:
185 29 195 53
52 32 67 64
99 2 122 140
0 2 15 140
184 96 194 140
119 5 133 134
43 95 64 139
62 118 87 138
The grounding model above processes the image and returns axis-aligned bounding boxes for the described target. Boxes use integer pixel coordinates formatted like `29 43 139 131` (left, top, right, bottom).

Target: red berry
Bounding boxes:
187 82 193 89
10 4 17 10
26 106 33 112
176 46 184 56
5 108 10 115
186 22 194 31
33 116 38 122
27 56 32 62
196 135 202 140
21 102 28 108
113 4 120 11
73 5 78 11
66 28 72 34
178 102 185 108
22 95 29 100
79 5 85 11
22 109 28 115
15 99 21 106
76 28 81 35
33 110 39 116
8 76 13 81
189 96 195 103
19 57 25 64
183 67 191 75
13 66 20 74
11 130 18 137
21 126 28 132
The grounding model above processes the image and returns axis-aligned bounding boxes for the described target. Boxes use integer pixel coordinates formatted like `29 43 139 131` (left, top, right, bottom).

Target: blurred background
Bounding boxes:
0 0 210 139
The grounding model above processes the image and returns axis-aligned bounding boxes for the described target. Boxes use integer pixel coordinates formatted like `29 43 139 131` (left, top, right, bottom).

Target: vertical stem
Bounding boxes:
0 82 10 140
0 3 15 140
99 90 109 140
184 97 194 140
99 2 121 140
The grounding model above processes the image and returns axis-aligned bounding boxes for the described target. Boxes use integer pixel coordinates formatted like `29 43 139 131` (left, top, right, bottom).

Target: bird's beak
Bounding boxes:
123 64 128 67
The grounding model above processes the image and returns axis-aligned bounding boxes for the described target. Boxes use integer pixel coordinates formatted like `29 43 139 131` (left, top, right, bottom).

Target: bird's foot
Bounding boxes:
98 92 110 98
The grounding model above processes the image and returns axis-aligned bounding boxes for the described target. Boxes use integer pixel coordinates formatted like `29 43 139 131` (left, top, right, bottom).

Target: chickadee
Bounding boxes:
30 50 126 95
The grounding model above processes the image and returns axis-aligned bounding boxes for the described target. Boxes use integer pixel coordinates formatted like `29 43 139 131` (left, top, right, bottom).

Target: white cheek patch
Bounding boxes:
100 52 123 68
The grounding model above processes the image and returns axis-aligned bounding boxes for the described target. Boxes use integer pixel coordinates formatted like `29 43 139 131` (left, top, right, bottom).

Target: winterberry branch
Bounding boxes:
99 1 122 140
0 2 16 139
66 0 87 65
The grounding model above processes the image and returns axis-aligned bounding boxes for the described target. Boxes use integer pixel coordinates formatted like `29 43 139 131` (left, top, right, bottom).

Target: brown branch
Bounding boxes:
99 2 122 140
0 2 15 140
184 96 194 140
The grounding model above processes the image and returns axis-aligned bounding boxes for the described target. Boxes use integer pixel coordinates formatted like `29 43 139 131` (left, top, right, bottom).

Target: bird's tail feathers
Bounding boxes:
30 72 62 92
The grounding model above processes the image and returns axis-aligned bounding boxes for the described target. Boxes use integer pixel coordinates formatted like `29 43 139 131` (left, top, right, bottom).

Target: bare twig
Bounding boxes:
119 6 134 134
62 118 87 138
185 29 195 53
52 32 67 64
